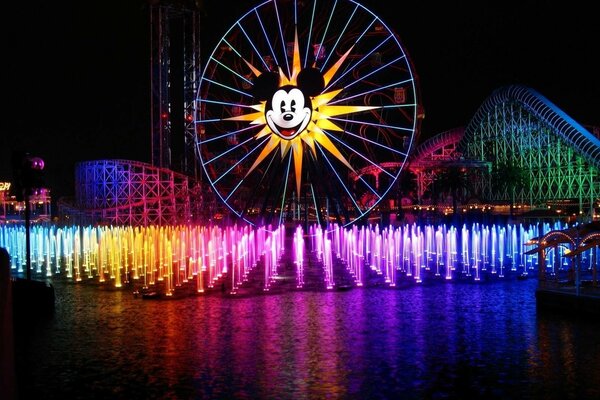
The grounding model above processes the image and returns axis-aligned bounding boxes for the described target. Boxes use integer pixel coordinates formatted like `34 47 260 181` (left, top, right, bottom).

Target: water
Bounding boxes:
2 221 578 293
13 277 600 400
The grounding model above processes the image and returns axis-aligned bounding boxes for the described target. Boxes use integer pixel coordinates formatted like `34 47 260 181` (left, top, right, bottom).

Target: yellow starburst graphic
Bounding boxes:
225 29 377 196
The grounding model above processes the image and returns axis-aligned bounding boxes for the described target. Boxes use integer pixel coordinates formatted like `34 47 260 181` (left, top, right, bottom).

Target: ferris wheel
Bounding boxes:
195 0 420 228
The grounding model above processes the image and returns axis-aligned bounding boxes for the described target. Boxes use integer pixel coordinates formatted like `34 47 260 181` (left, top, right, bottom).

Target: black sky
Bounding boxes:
3 0 599 202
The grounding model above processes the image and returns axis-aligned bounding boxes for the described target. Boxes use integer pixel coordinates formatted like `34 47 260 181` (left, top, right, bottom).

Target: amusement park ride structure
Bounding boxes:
47 0 598 228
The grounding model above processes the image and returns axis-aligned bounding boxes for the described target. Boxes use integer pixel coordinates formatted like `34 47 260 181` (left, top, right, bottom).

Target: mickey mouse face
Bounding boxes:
265 86 311 140
252 67 325 141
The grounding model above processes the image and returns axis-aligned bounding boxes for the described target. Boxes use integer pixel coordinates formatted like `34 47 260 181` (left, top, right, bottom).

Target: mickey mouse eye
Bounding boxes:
288 88 305 111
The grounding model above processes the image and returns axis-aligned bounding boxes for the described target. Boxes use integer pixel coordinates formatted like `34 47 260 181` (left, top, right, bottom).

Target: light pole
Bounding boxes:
12 152 45 281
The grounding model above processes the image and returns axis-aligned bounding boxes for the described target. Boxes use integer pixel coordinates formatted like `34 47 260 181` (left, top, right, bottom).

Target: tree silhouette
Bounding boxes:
491 161 530 217
436 165 470 216
395 169 418 219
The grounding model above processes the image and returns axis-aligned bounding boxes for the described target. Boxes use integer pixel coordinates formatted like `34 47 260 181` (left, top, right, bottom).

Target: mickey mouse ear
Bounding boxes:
252 72 280 100
297 68 325 96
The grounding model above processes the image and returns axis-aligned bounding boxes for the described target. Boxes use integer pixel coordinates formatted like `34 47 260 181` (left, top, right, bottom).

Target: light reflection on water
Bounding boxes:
15 278 600 400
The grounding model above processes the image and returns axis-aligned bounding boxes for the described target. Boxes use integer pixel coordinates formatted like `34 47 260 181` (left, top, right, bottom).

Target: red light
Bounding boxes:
161 112 169 119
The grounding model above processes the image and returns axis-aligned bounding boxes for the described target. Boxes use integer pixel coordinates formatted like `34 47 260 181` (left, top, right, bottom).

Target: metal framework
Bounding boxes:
150 0 201 177
66 159 201 226
460 85 600 215
407 127 490 203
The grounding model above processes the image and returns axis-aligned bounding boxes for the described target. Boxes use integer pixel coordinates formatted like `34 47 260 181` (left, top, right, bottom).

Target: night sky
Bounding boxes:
3 0 599 203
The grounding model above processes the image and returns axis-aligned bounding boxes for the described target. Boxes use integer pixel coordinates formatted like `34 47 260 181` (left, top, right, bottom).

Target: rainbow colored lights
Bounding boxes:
2 220 592 293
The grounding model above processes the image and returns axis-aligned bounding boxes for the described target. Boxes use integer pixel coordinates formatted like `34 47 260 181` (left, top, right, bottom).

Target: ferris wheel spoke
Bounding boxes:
217 36 271 78
277 152 294 226
198 124 258 145
302 1 318 68
238 150 281 219
339 128 409 157
319 3 361 70
337 116 415 137
316 144 363 213
202 135 264 167
326 132 396 180
197 97 256 110
306 155 348 224
380 103 418 110
206 55 253 86
271 1 292 78
356 175 382 199
325 34 395 91
308 184 323 226
312 0 337 68
341 56 408 93
330 78 414 105
224 179 247 204
233 21 274 73
203 77 254 99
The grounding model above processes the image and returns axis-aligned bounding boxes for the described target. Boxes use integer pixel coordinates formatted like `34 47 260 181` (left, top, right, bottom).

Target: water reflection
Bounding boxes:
533 311 600 400
14 278 600 399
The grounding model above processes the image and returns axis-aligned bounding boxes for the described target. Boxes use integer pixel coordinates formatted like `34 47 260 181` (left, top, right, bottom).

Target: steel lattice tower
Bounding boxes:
149 0 202 178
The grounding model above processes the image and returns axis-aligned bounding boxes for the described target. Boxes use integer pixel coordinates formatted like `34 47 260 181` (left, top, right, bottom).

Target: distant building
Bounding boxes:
0 181 51 223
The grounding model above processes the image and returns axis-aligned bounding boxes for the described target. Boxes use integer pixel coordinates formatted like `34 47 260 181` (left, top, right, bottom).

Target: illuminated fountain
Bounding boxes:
1 220 590 293
299 221 573 288
1 223 285 296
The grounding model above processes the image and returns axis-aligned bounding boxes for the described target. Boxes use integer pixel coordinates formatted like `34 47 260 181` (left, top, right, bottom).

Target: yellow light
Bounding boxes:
231 32 377 196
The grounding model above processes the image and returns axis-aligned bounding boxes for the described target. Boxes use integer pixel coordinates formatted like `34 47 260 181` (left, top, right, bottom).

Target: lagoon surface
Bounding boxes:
13 277 600 400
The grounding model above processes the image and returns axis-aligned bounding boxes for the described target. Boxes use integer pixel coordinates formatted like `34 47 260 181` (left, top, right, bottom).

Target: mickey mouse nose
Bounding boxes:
283 113 294 121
